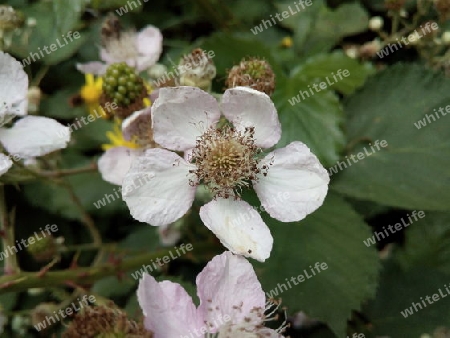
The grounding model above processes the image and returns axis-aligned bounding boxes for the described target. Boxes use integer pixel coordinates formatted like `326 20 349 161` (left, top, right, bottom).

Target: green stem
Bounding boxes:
0 186 20 274
38 162 98 178
0 244 218 293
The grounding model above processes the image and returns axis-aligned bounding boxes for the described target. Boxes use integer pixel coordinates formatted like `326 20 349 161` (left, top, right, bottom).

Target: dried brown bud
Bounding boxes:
226 57 276 96
0 5 24 30
101 13 122 46
62 303 152 338
384 0 406 11
434 0 450 21
177 48 216 91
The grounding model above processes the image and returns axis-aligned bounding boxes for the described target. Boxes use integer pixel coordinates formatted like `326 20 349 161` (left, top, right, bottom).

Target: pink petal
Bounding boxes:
196 251 266 329
253 141 329 222
98 147 141 185
221 86 281 148
136 25 163 71
122 148 196 226
137 273 202 337
199 198 273 262
152 87 220 151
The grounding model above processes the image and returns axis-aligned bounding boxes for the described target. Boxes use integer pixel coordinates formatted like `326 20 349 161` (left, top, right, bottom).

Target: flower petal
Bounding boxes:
76 62 108 75
196 251 266 329
253 141 329 222
0 52 28 118
0 153 12 177
121 107 153 145
136 25 163 71
152 86 220 151
158 222 182 246
122 148 196 226
0 116 70 158
221 86 281 148
98 147 141 185
199 198 273 262
137 273 202 337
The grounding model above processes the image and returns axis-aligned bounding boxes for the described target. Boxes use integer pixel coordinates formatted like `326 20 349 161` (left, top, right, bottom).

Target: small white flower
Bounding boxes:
77 26 163 75
122 86 329 261
0 52 71 178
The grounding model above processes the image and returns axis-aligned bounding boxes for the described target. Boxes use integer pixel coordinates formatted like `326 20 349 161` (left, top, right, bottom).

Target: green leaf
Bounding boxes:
332 64 450 210
253 193 380 337
292 51 375 95
275 0 323 51
92 276 137 298
0 292 18 312
119 225 161 252
10 2 87 65
52 0 88 35
277 1 368 56
40 88 86 120
395 212 450 275
366 263 450 337
23 170 126 220
273 76 345 167
299 3 369 56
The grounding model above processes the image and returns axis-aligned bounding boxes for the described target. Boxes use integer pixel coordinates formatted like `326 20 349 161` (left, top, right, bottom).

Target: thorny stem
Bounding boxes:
0 243 217 293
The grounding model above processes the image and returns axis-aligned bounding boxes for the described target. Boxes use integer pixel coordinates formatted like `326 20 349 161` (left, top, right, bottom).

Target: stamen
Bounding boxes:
189 126 267 199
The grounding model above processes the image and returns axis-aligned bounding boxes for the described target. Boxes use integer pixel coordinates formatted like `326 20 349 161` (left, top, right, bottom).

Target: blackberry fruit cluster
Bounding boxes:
103 62 145 107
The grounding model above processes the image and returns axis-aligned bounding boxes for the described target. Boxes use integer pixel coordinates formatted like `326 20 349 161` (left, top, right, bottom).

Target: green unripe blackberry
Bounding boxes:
27 235 57 262
103 63 145 107
100 63 149 119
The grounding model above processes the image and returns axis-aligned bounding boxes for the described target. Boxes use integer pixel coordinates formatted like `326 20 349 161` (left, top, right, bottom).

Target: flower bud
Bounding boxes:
442 31 450 44
26 234 57 262
27 86 42 114
147 63 168 79
177 48 216 91
359 40 382 59
434 0 450 21
0 6 24 30
226 57 276 96
384 0 406 11
368 16 384 31
343 45 359 59
30 303 57 333
62 303 152 338
101 13 122 46
280 36 293 48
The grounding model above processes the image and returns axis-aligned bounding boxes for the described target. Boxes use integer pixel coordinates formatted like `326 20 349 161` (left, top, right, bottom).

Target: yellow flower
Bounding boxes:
80 74 108 118
102 120 139 151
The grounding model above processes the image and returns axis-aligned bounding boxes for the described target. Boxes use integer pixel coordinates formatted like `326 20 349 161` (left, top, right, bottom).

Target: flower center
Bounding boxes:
189 126 265 198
